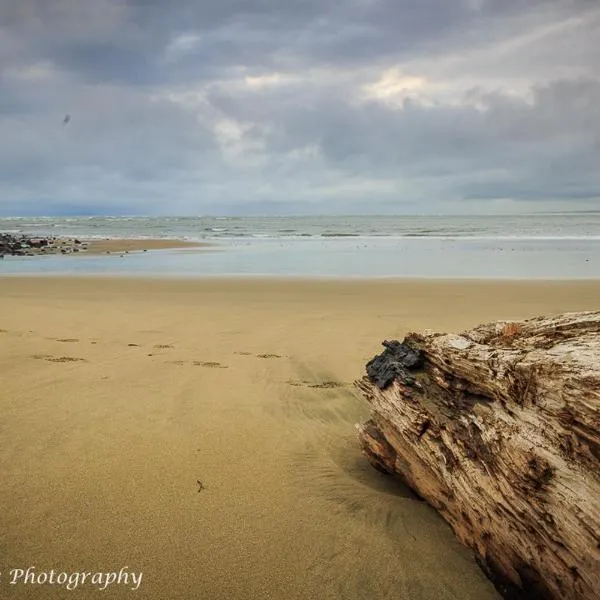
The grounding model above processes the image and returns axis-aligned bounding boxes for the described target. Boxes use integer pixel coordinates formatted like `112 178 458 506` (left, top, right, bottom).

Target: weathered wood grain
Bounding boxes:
356 312 600 600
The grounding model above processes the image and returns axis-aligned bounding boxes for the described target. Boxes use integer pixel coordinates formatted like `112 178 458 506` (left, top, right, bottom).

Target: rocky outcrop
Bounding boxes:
0 233 87 256
356 312 600 600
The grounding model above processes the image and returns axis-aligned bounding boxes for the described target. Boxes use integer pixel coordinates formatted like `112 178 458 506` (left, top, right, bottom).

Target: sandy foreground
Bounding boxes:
1 277 599 599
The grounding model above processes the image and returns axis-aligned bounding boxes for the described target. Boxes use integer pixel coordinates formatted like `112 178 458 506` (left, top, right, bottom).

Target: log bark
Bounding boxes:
355 312 600 600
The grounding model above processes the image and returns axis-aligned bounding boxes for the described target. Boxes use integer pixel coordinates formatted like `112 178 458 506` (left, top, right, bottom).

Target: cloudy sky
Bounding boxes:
0 0 598 215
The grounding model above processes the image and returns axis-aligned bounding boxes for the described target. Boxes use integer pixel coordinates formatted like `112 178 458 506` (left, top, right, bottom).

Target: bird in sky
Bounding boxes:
63 114 71 126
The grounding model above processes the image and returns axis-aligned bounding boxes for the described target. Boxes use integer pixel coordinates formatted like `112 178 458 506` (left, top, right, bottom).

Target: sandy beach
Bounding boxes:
1 276 599 599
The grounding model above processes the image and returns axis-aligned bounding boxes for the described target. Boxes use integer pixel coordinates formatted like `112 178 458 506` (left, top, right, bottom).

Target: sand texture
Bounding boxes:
2 277 599 599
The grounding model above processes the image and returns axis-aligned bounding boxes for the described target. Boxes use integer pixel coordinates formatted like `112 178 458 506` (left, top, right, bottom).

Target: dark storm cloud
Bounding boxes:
0 0 598 214
1 0 576 83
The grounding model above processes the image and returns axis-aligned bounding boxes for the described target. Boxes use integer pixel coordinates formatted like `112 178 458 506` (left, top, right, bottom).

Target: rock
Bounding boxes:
356 312 600 600
0 233 91 257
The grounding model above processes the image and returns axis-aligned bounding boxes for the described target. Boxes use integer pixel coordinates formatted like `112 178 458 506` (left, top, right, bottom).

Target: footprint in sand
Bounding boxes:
193 361 228 369
0 329 8 334
233 352 286 359
47 357 87 363
164 359 228 368
31 354 87 363
287 379 346 389
310 381 346 389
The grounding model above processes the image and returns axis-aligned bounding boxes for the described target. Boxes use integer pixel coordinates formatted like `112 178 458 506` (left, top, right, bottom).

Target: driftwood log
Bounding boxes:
356 312 600 600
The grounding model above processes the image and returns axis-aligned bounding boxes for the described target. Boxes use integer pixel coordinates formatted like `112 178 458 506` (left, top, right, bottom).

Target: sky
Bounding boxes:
0 0 599 216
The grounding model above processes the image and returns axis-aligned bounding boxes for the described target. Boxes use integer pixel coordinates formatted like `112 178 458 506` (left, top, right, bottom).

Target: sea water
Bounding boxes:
1 213 599 278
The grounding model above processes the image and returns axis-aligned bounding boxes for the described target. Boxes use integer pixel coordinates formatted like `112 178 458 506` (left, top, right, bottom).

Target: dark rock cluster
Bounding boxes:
0 233 88 257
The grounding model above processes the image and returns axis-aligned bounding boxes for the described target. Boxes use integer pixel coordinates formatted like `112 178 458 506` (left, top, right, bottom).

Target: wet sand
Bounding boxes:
1 277 599 599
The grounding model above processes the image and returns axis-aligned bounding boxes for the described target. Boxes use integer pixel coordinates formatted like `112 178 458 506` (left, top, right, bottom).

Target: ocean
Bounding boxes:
1 213 600 278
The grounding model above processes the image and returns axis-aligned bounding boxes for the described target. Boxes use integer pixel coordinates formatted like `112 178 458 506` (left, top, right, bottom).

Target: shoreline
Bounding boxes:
2 273 600 283
3 233 598 280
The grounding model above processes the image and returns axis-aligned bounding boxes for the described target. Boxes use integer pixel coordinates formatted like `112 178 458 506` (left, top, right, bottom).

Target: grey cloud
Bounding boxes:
3 0 582 82
200 75 600 202
0 79 217 191
0 0 598 215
